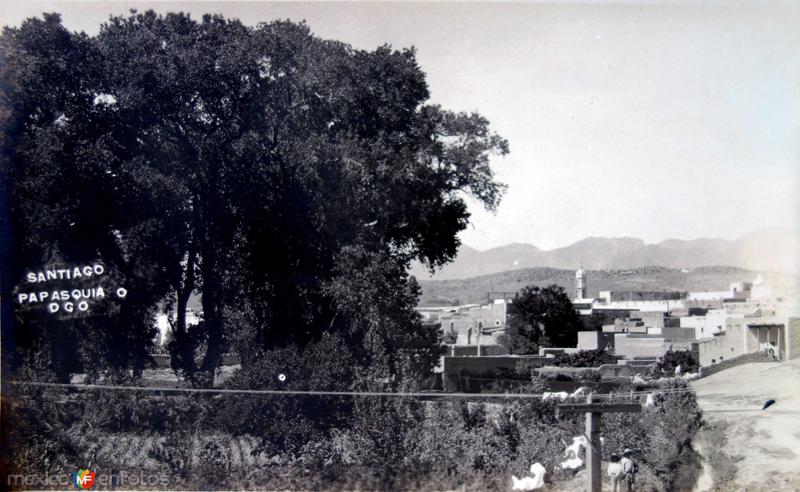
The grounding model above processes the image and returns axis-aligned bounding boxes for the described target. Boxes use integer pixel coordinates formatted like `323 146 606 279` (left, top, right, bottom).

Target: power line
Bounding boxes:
8 380 546 399
7 380 697 400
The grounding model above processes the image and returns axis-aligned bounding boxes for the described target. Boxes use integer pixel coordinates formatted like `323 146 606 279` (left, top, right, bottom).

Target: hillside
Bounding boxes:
417 265 793 306
411 228 799 280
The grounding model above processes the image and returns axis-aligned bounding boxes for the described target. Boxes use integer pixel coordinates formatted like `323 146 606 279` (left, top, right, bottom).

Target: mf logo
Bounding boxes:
71 469 96 490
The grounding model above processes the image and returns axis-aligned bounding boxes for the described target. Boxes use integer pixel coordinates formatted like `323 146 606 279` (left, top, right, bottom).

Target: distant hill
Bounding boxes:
417 265 795 306
411 228 799 280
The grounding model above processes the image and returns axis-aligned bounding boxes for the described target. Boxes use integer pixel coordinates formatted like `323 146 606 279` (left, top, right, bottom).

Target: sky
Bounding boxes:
2 1 799 251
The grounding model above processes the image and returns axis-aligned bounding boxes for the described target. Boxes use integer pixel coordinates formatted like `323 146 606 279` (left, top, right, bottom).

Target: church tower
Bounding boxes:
575 268 586 300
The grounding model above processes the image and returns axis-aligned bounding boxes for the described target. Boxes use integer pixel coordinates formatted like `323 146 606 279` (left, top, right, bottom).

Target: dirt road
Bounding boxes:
691 358 800 491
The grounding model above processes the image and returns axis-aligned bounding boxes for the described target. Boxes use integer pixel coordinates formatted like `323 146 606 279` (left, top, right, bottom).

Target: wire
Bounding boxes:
7 379 698 400
8 380 548 399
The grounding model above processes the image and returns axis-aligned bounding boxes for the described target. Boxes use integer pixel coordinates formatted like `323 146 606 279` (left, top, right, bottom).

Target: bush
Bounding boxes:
1 387 79 476
3 339 704 491
215 333 356 453
148 431 195 482
577 369 602 382
657 349 699 374
2 378 704 491
552 349 617 367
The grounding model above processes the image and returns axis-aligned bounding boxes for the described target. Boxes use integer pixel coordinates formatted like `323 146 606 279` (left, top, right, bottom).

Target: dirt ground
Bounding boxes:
691 358 800 491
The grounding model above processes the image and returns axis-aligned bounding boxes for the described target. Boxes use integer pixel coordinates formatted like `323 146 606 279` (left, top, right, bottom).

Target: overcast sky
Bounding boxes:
3 1 798 251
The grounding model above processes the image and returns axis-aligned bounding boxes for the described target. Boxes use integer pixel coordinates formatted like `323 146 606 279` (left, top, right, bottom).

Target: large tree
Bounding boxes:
500 284 582 354
2 11 508 387
1 13 178 380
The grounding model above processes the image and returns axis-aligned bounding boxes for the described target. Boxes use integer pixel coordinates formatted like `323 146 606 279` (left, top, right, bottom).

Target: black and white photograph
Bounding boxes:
1 1 798 490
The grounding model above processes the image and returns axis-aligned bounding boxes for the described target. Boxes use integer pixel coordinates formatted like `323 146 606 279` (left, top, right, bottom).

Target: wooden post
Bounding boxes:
586 394 602 492
557 396 642 492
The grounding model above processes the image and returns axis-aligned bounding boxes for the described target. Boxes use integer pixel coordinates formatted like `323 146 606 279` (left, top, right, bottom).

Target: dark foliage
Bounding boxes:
3 376 703 491
657 349 699 374
215 333 356 454
1 11 506 387
552 349 618 368
499 284 582 354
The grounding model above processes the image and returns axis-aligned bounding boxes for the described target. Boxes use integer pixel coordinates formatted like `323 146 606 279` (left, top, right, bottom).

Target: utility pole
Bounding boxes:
557 394 641 492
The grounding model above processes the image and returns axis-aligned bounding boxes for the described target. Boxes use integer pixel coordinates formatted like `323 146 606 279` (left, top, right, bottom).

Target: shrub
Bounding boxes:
215 333 356 453
552 349 617 367
3 340 704 491
338 397 424 485
577 369 602 382
657 349 699 374
148 431 195 482
1 387 79 476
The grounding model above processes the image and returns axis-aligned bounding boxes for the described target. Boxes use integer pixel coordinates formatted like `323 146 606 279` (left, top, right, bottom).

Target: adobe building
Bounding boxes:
417 298 510 355
577 330 616 351
613 327 697 359
697 313 800 366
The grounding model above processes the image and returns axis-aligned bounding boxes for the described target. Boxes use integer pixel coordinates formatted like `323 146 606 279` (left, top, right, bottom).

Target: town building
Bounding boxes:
422 268 797 368
697 313 800 366
417 299 509 355
570 268 797 364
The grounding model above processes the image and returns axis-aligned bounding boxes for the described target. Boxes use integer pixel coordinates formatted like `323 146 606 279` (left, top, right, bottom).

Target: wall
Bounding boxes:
613 318 646 332
594 300 685 312
447 345 509 356
596 363 649 378
580 308 638 331
661 326 696 341
433 300 509 346
698 324 747 367
788 318 800 360
614 334 694 359
601 291 684 302
442 355 552 390
688 290 732 301
697 315 799 367
679 310 729 340
577 331 605 350
635 312 664 327
615 334 665 359
699 353 776 378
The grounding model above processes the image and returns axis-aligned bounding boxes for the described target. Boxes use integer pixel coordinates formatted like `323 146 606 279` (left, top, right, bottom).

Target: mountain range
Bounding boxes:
410 228 799 280
416 266 793 306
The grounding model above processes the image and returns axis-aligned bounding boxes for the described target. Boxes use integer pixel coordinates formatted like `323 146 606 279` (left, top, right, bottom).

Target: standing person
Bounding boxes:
620 448 636 491
607 454 624 492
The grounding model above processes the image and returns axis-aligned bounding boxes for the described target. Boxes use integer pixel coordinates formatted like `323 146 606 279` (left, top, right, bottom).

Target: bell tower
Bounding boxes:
575 268 586 300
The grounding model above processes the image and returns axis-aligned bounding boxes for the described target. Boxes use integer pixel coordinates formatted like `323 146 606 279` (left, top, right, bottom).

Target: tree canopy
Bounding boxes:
1 11 508 386
499 284 582 354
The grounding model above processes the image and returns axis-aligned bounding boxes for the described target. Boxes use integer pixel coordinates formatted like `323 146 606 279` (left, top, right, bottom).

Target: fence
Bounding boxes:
2 378 706 491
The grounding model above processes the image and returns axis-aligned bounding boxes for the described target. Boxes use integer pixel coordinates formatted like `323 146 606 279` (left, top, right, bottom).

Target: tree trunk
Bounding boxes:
172 242 199 380
199 236 223 387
